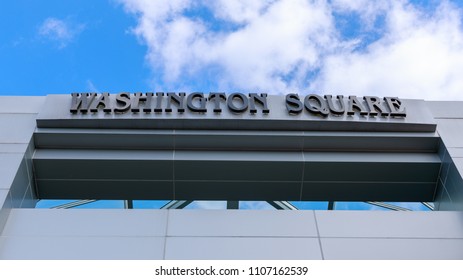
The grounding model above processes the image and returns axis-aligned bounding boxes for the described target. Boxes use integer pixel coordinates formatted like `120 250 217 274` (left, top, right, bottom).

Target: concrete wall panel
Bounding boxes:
0 154 23 190
0 114 37 143
1 210 463 259
0 236 165 260
165 237 322 260
2 209 168 237
0 191 12 234
316 211 463 238
168 210 318 237
321 238 463 260
0 96 45 114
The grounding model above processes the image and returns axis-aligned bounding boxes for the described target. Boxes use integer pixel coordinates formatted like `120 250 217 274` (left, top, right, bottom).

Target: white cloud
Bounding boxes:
313 1 463 100
38 17 84 48
206 0 276 24
86 80 100 92
331 0 389 27
119 0 463 100
211 0 337 92
120 0 338 92
186 201 227 209
239 201 275 210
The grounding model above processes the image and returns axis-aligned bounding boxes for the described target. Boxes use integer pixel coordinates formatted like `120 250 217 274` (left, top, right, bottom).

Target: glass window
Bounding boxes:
35 199 435 211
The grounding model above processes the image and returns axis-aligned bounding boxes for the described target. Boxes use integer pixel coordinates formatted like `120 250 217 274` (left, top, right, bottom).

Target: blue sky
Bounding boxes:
2 0 463 100
0 0 146 95
36 199 431 211
2 1 454 210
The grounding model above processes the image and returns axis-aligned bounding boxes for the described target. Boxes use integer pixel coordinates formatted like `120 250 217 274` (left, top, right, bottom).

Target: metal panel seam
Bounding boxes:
312 211 325 260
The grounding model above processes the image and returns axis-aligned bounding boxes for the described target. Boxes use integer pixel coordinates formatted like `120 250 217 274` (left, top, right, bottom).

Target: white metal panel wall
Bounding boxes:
1 209 463 260
428 101 463 210
0 97 44 233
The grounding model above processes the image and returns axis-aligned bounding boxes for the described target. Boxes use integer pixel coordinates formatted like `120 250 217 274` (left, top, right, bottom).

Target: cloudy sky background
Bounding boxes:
3 0 441 210
2 0 463 100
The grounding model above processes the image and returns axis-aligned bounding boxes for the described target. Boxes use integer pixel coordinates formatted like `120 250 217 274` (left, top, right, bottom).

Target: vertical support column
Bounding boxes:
0 97 43 234
427 101 463 211
227 201 239 209
327 201 335 210
434 139 463 211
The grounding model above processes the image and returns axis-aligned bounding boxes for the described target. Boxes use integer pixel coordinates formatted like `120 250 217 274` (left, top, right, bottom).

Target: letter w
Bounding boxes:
70 93 96 113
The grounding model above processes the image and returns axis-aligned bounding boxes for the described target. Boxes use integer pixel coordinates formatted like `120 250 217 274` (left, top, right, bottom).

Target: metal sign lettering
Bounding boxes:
70 92 406 118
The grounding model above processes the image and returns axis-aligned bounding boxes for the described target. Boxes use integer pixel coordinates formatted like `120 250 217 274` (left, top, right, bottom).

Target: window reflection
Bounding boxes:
35 199 434 211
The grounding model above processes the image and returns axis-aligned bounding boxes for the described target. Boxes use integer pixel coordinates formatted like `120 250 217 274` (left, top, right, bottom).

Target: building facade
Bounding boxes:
0 93 463 259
